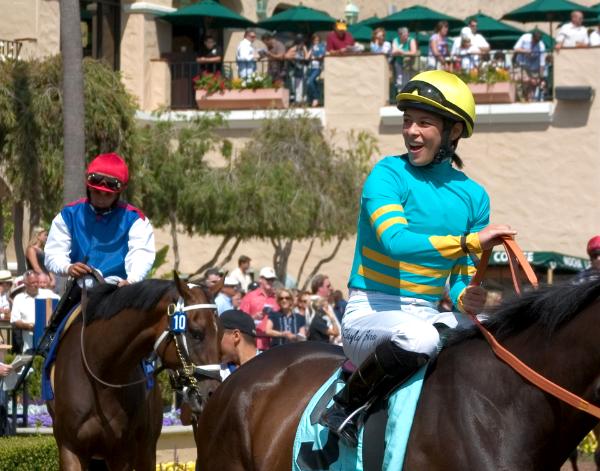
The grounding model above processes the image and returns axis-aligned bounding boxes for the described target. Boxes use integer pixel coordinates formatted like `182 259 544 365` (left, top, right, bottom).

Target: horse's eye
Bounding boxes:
189 328 205 341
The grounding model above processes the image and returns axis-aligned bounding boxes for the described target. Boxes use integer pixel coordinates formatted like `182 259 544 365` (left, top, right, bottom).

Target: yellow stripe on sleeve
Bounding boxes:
369 204 404 225
451 264 477 276
375 217 408 239
362 247 449 279
358 265 444 295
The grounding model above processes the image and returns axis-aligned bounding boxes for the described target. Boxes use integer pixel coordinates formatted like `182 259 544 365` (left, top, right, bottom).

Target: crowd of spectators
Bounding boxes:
191 9 597 106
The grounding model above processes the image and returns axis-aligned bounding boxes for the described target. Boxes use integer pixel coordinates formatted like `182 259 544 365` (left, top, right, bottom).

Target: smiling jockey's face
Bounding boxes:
89 187 120 210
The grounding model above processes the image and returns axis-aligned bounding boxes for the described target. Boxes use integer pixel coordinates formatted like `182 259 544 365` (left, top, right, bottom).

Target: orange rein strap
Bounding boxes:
468 236 600 420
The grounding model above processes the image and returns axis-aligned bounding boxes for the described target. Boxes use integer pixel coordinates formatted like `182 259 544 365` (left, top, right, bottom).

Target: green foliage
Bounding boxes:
0 55 138 224
147 245 170 279
134 112 224 231
156 369 175 407
0 435 58 470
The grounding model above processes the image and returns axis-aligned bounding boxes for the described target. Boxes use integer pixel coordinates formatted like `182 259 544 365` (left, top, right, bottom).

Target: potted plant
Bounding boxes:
193 71 289 110
455 64 516 104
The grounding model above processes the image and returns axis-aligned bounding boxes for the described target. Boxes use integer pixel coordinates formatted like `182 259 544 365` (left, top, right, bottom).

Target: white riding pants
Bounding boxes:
341 289 474 366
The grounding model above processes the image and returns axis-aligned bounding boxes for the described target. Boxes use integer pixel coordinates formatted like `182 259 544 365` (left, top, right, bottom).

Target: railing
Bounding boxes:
167 50 552 110
168 59 324 110
388 49 553 104
0 39 23 60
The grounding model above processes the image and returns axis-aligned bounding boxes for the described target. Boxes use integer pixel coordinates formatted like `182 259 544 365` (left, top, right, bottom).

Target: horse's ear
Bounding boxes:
173 271 190 297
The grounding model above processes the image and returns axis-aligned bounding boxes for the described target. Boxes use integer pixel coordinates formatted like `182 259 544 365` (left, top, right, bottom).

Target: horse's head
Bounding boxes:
156 272 223 416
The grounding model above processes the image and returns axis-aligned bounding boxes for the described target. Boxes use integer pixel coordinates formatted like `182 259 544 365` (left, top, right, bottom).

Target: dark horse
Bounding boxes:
48 276 222 470
196 279 600 470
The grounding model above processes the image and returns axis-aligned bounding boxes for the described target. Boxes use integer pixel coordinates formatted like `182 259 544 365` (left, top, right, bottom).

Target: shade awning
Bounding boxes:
489 250 590 273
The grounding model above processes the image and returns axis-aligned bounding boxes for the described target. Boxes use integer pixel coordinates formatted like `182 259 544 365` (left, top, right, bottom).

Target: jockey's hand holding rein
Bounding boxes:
68 262 93 278
461 224 517 314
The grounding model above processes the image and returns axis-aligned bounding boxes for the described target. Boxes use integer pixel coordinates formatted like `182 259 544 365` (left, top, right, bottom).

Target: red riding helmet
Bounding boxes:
86 153 129 193
587 235 600 256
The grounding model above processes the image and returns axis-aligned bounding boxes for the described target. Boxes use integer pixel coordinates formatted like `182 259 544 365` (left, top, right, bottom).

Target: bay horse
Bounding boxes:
196 278 600 470
48 275 222 470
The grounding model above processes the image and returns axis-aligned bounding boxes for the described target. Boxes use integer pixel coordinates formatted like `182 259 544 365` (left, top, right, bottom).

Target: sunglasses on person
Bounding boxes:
87 173 123 191
399 80 474 130
278 295 292 301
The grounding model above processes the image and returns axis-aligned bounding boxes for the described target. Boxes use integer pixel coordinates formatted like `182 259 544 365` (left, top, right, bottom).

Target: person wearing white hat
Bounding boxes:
214 275 241 315
239 267 280 351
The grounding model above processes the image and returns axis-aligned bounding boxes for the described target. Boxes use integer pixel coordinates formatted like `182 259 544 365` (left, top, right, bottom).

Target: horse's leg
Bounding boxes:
59 445 87 471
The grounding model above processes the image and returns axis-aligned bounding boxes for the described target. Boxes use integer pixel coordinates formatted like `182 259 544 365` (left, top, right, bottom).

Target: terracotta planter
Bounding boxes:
467 82 516 104
195 88 290 110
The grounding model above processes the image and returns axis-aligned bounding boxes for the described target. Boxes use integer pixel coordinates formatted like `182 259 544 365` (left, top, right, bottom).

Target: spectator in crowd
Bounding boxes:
219 309 258 380
307 33 326 107
294 290 313 317
26 226 55 290
452 34 480 72
513 30 547 102
0 361 11 436
285 34 309 105
37 272 55 293
332 289 347 324
391 27 418 89
326 19 355 55
307 296 340 343
555 10 589 49
0 271 12 322
590 21 600 46
231 290 243 309
260 32 286 82
44 153 155 343
229 255 252 292
458 17 490 54
239 267 279 351
370 27 391 56
247 280 260 292
266 289 307 347
196 35 223 73
428 21 450 70
10 271 39 352
215 276 241 315
236 28 258 79
202 267 222 288
573 236 600 284
309 273 341 343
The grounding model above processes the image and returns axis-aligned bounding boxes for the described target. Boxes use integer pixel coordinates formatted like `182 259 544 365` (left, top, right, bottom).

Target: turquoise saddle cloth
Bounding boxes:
292 365 427 471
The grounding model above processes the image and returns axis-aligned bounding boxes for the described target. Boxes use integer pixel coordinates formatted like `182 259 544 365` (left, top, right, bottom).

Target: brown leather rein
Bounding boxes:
469 236 600 420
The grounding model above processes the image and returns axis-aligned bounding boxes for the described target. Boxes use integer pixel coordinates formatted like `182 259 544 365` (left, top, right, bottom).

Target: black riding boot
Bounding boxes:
319 341 429 448
37 281 81 357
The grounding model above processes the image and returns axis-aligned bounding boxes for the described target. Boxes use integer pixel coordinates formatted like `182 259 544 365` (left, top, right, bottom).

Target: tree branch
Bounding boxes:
193 235 232 275
296 237 315 288
218 237 242 272
301 237 345 291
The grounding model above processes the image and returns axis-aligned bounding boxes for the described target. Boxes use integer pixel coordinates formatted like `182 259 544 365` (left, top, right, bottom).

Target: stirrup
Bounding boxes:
336 402 369 435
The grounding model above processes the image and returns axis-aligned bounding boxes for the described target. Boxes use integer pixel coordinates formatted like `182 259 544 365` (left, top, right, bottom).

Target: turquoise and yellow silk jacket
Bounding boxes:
348 155 489 312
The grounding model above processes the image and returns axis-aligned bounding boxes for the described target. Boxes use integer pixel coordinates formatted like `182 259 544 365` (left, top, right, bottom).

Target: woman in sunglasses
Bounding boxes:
43 153 155 338
320 70 516 447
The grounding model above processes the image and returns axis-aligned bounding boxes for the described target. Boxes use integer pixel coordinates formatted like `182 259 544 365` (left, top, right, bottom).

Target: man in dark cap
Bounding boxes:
219 309 258 380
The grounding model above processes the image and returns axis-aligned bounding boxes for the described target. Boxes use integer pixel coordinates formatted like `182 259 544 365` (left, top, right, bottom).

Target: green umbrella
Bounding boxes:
357 16 381 27
502 0 597 38
160 0 255 28
376 6 465 31
451 12 524 36
258 5 335 33
348 23 373 43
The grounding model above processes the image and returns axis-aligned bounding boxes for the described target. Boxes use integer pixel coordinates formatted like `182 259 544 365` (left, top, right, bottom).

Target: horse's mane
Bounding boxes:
447 278 600 345
84 279 176 324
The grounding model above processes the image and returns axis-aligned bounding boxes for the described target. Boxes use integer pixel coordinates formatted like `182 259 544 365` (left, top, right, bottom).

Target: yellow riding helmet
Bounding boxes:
396 70 476 138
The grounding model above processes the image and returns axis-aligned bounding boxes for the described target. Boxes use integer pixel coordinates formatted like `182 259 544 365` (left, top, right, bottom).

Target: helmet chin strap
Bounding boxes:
432 120 456 164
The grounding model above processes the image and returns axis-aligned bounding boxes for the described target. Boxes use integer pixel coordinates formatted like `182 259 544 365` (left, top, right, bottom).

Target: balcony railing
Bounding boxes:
0 39 23 60
168 59 324 110
167 50 552 110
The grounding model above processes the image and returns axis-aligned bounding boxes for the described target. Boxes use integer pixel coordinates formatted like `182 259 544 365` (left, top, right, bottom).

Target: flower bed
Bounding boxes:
193 71 289 110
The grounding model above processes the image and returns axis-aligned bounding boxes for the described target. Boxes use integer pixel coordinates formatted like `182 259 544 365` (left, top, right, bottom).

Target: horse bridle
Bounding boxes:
80 286 221 391
154 297 222 401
